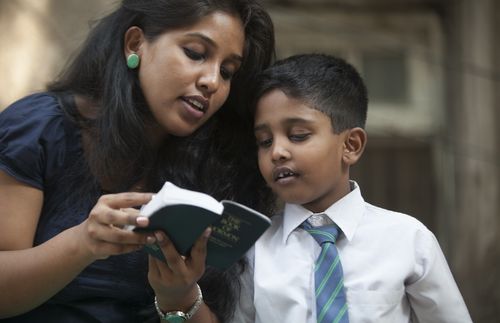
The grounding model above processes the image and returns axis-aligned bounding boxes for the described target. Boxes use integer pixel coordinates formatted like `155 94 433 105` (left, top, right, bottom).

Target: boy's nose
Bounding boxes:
271 143 291 162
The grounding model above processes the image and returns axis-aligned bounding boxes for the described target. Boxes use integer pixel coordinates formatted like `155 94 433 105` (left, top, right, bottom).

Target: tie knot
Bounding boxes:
302 220 340 245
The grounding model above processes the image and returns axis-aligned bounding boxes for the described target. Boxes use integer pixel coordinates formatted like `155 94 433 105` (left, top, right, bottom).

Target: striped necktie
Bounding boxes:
302 217 349 323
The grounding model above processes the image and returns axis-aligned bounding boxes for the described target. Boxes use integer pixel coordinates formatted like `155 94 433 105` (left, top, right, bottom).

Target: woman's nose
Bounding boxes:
197 65 220 95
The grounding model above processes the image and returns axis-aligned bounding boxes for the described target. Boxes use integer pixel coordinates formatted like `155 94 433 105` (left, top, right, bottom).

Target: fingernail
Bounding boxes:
136 217 149 226
204 227 212 238
146 236 156 244
155 231 164 242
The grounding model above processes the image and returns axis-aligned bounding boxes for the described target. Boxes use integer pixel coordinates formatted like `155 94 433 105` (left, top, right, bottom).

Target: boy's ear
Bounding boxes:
124 26 145 57
342 127 367 166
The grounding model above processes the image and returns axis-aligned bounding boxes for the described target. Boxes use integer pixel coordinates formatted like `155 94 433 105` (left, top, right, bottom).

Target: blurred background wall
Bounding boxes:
0 0 498 321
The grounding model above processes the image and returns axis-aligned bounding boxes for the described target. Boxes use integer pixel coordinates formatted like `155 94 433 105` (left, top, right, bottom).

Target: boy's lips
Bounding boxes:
272 166 298 182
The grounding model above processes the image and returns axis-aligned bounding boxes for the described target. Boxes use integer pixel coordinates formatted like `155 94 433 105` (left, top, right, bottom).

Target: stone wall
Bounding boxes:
443 0 500 320
0 0 116 108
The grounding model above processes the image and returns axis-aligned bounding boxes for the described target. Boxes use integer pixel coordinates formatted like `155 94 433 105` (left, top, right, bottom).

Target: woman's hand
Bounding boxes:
148 228 211 312
74 192 156 262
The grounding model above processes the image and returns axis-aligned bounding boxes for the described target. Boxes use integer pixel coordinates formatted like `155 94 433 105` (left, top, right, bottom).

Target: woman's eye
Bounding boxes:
220 66 235 81
290 133 310 141
183 47 205 61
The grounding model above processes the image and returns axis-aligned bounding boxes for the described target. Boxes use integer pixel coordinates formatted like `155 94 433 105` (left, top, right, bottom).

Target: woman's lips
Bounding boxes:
180 95 209 119
182 95 209 112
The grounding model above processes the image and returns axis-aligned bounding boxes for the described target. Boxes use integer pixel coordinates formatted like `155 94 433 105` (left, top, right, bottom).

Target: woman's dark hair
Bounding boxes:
48 1 276 321
49 0 275 192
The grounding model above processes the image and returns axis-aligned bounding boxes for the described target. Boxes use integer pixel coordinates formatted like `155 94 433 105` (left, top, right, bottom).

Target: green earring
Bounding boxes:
127 53 140 69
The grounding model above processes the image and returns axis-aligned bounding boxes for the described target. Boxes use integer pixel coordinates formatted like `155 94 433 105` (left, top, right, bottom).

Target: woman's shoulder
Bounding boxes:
0 91 71 152
1 92 63 121
0 92 79 189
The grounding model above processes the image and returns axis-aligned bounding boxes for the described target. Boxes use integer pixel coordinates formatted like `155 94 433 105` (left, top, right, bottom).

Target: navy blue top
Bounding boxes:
0 93 154 322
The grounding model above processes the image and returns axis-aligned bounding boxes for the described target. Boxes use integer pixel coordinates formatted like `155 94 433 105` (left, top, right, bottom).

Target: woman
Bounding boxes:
0 0 275 322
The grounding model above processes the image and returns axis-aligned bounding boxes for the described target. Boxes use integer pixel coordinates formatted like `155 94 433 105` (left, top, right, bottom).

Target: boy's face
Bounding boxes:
254 89 352 213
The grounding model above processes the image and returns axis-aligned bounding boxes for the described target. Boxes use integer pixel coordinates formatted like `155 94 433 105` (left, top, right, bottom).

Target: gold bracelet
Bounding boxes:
154 284 203 322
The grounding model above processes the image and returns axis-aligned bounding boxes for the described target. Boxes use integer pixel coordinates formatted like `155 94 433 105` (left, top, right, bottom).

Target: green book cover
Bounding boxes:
133 182 271 270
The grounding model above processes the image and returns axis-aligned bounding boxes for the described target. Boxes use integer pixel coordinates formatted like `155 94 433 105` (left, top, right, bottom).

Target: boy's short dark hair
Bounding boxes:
253 53 368 132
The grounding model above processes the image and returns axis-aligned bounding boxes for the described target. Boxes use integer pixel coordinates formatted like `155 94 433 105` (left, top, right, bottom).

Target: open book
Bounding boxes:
133 182 271 270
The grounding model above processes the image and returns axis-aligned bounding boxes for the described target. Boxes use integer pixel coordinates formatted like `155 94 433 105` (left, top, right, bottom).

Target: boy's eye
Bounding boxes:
183 47 205 61
256 138 272 148
289 133 310 141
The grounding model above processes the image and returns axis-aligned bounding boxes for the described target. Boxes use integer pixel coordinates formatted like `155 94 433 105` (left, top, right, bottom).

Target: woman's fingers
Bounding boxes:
101 192 154 209
155 232 186 274
148 230 208 304
187 228 211 270
148 252 163 280
79 192 156 259
154 229 210 272
75 222 144 260
90 193 152 227
86 219 149 244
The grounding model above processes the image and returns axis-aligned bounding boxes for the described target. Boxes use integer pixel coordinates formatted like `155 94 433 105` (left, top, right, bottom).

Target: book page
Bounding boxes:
140 182 224 217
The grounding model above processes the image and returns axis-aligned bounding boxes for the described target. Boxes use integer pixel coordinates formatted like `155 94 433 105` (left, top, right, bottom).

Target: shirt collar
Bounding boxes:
282 181 364 244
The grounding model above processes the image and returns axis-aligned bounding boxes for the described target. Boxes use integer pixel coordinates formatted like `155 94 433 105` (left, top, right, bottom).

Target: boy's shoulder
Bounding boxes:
361 201 434 243
364 202 427 227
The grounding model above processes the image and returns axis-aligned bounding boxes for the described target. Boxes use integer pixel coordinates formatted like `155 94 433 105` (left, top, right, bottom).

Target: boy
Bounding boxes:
233 54 471 322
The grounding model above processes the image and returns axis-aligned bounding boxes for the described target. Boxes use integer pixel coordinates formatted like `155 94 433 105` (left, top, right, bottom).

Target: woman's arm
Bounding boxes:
0 170 155 318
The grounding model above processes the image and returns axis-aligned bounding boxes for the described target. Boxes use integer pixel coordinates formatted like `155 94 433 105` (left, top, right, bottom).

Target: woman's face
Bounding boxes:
134 12 245 137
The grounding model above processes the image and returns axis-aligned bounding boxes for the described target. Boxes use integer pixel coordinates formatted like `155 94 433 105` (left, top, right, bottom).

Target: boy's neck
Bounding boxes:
300 180 354 214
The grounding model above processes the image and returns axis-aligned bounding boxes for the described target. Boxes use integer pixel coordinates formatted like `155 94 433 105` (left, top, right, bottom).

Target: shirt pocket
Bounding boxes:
346 289 409 323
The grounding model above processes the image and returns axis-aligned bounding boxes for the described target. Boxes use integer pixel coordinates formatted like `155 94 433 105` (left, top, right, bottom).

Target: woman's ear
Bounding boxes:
124 26 145 57
342 127 367 166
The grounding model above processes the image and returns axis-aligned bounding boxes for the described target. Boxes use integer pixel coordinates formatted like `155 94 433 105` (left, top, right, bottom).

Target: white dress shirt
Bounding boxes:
232 183 472 323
